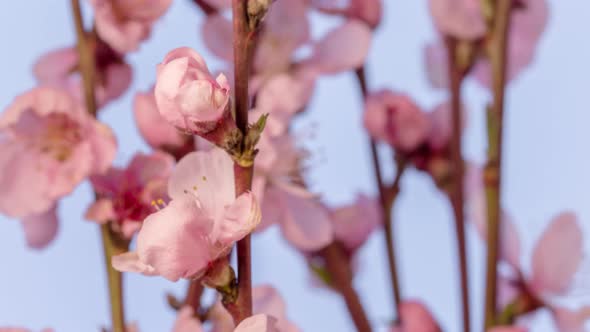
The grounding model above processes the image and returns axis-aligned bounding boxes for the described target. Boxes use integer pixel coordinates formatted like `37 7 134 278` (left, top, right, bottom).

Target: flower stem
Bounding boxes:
355 67 404 318
446 37 471 332
100 224 129 332
226 0 256 323
321 243 372 332
184 281 205 312
70 1 127 331
483 0 512 329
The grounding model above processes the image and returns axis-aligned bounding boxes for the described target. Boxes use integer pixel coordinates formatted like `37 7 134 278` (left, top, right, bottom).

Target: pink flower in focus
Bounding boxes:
155 47 231 133
363 90 430 153
390 300 441 332
133 88 190 150
429 0 486 40
311 0 383 29
86 151 174 239
0 87 117 249
301 19 372 75
112 148 261 281
33 46 132 108
330 194 381 252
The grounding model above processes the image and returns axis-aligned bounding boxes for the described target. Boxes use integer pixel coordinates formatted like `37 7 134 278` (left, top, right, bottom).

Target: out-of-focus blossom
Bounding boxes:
133 88 191 151
86 151 174 239
209 285 300 332
0 87 116 248
89 0 172 54
155 47 231 134
33 46 132 108
429 0 486 40
311 0 383 29
364 90 430 153
300 19 371 75
423 42 448 89
488 327 527 332
112 148 260 281
330 194 381 252
473 0 549 87
390 300 442 332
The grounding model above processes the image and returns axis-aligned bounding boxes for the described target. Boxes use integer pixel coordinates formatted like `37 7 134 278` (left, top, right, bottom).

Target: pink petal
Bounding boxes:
202 14 233 62
21 205 59 249
112 251 157 276
33 47 79 83
551 306 590 332
530 212 583 295
212 192 261 246
113 0 173 21
91 0 151 53
84 198 115 224
135 196 214 281
234 314 279 332
172 307 204 332
133 88 187 149
88 121 118 174
423 42 448 89
258 186 285 232
253 285 287 322
168 149 235 219
488 327 527 332
428 0 486 40
98 62 133 107
280 193 334 252
127 150 175 186
391 300 441 332
311 0 383 29
331 194 381 251
302 19 372 75
255 72 316 118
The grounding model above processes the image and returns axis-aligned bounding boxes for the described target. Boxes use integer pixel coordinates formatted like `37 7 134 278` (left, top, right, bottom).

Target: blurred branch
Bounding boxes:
70 1 127 331
446 37 471 332
321 243 373 332
483 0 512 329
355 66 404 319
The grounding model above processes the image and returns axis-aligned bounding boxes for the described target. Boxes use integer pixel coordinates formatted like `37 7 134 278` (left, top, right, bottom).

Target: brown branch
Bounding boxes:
355 67 404 317
70 1 126 331
184 281 205 312
483 0 512 329
446 37 471 332
321 243 372 332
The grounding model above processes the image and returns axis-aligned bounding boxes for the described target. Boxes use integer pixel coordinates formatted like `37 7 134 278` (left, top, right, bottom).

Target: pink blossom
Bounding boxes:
155 47 231 133
21 206 59 249
390 300 441 332
0 87 116 220
112 148 261 281
234 315 280 332
473 0 549 87
201 14 234 62
429 0 486 40
253 0 310 76
311 0 383 29
552 306 590 332
488 327 527 332
330 194 381 252
301 19 372 75
172 307 204 332
423 42 448 89
133 88 190 150
86 151 174 239
33 47 132 108
209 285 300 332
89 0 172 54
363 90 430 153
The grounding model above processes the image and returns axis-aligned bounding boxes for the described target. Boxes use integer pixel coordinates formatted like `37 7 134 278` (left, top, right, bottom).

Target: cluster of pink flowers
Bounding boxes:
2 0 588 331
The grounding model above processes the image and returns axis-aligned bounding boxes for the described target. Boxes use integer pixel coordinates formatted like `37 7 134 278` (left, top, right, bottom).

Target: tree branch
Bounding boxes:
446 37 471 332
483 0 512 329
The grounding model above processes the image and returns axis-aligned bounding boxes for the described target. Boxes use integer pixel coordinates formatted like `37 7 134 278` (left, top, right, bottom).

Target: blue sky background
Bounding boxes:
1 1 590 331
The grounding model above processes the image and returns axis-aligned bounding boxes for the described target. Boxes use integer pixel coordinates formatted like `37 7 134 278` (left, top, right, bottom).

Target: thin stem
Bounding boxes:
70 2 126 331
446 37 471 332
483 0 512 329
355 67 403 316
184 281 205 312
227 0 255 323
70 0 96 117
100 224 128 332
321 243 372 332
